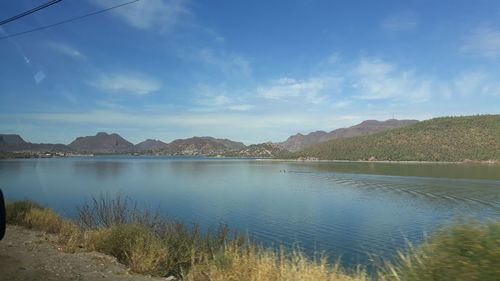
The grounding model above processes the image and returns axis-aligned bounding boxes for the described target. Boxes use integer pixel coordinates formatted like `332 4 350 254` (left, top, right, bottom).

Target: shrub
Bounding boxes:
88 223 169 275
5 200 42 224
76 193 162 230
23 208 63 233
380 220 500 281
58 221 84 252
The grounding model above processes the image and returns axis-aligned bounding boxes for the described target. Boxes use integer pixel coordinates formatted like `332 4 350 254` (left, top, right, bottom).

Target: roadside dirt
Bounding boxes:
0 225 166 281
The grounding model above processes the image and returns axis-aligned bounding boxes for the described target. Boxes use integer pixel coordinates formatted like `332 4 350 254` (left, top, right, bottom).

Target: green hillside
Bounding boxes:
292 115 500 162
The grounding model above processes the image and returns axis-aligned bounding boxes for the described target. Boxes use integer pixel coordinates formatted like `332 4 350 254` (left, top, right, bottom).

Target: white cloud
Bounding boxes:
460 26 500 58
227 104 254 111
92 73 161 95
196 95 231 108
193 83 230 107
192 84 254 112
381 12 418 32
46 42 86 59
258 77 334 104
89 0 190 31
192 48 252 77
352 58 432 102
332 100 351 108
453 71 500 96
34 70 46 84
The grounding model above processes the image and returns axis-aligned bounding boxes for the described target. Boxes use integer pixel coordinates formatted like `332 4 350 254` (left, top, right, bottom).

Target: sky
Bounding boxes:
1 0 500 145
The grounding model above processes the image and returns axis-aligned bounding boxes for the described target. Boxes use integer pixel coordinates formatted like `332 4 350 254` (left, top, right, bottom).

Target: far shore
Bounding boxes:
2 152 500 165
255 158 500 165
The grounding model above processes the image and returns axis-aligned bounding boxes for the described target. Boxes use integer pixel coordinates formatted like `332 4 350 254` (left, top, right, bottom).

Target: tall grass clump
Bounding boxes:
5 200 43 224
23 207 63 234
186 245 368 281
76 194 243 277
380 220 500 281
87 223 169 275
6 200 62 233
76 194 161 229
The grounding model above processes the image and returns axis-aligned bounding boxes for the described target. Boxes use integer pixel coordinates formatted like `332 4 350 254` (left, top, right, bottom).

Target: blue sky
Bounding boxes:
1 0 500 144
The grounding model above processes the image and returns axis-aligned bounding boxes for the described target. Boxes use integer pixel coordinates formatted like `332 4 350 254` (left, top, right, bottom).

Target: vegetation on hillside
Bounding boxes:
6 198 500 281
292 115 500 162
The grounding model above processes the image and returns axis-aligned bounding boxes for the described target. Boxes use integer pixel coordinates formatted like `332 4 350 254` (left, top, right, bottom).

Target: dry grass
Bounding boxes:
5 200 43 224
6 200 62 234
23 208 63 234
57 220 84 252
86 223 170 275
186 245 368 281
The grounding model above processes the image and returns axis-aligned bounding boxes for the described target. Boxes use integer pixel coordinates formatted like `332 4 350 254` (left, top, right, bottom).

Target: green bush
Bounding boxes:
381 220 500 281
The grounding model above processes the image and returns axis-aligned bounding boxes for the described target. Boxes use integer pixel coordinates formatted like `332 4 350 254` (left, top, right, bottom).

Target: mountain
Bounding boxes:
280 119 419 152
135 139 168 151
69 132 134 153
224 142 287 158
163 136 245 155
0 134 71 152
0 134 27 145
279 131 327 152
292 115 500 162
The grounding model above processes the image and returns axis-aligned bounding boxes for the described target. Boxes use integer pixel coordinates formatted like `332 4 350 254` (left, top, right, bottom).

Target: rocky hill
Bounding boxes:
224 142 286 158
135 139 168 151
280 119 418 152
292 115 500 162
69 132 135 153
163 136 245 155
0 134 71 152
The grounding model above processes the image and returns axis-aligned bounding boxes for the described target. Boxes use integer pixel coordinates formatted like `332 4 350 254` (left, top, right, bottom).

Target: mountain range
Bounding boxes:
279 119 418 152
0 134 71 152
292 115 500 162
1 118 418 156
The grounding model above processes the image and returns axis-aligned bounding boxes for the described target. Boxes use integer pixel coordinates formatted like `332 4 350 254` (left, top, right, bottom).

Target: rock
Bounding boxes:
164 276 177 281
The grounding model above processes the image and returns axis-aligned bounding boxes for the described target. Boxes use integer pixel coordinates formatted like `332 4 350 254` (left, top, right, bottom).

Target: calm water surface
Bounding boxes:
2 157 500 268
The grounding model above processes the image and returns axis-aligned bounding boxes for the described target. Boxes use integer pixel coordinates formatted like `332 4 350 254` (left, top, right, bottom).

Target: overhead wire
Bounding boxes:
0 0 64 26
0 0 141 40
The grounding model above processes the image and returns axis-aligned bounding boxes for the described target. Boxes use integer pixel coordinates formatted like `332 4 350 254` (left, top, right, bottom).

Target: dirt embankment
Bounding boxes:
0 225 166 281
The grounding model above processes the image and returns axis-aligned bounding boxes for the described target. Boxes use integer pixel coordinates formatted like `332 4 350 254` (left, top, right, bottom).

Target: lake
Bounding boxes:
2 156 500 268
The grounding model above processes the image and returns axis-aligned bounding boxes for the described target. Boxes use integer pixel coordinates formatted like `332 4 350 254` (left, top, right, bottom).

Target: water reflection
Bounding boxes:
298 161 500 180
72 158 130 179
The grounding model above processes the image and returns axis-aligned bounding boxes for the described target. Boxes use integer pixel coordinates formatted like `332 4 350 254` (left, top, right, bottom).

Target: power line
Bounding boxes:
0 0 64 26
0 0 141 40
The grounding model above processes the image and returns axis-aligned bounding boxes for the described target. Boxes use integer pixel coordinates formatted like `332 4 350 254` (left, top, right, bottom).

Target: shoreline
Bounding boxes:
2 152 500 165
255 158 500 165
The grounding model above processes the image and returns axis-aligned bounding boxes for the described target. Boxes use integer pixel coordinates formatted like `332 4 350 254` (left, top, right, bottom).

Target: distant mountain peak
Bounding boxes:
165 136 245 155
134 139 168 151
0 134 27 145
280 119 418 152
69 132 134 153
0 134 71 152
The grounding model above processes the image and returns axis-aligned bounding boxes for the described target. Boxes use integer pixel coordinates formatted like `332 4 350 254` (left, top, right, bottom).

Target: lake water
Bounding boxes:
2 157 500 268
